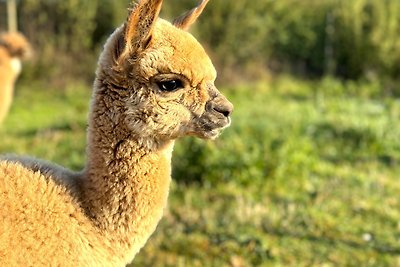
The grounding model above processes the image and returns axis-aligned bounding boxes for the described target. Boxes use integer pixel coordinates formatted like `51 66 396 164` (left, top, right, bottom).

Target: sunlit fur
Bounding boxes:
0 0 233 266
0 32 31 123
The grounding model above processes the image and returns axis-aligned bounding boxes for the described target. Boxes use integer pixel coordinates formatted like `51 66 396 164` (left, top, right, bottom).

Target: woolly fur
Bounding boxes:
0 1 233 266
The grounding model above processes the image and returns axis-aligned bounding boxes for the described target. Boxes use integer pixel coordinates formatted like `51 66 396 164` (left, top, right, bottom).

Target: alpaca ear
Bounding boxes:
123 0 163 54
173 0 210 31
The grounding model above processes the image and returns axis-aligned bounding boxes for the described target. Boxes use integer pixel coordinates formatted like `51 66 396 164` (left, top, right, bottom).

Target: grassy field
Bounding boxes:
1 77 400 266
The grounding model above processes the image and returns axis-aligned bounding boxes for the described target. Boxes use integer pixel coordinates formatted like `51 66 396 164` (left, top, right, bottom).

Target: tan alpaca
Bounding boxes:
0 0 233 266
0 32 31 123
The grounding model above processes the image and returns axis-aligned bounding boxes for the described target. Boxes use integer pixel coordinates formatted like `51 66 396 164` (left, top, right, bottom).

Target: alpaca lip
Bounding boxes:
207 116 231 131
224 117 232 128
204 129 221 139
217 116 231 129
203 118 231 139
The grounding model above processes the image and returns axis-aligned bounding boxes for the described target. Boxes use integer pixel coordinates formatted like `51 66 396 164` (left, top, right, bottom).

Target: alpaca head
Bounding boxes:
96 0 233 143
0 32 32 60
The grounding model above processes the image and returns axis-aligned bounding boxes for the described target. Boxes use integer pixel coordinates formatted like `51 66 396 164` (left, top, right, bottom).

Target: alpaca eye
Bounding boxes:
157 80 183 92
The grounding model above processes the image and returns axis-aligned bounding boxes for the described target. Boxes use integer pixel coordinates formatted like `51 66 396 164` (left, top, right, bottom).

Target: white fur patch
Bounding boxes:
10 58 22 75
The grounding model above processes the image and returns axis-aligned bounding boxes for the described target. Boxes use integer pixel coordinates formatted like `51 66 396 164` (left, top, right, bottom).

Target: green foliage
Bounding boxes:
334 0 400 79
92 0 131 45
18 0 129 84
190 0 400 83
13 0 400 90
0 81 88 170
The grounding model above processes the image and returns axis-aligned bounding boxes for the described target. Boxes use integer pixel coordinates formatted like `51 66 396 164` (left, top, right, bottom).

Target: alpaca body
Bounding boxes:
0 1 233 265
0 32 31 123
0 162 107 266
0 139 172 266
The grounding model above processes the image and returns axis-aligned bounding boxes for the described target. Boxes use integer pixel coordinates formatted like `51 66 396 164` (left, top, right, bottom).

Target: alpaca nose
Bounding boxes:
207 95 234 118
213 100 233 117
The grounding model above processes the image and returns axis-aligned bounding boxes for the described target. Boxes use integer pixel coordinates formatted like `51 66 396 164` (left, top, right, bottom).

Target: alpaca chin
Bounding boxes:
10 58 22 76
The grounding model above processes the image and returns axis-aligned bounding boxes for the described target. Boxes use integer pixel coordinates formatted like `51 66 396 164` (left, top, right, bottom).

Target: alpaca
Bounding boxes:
0 0 233 266
0 32 31 123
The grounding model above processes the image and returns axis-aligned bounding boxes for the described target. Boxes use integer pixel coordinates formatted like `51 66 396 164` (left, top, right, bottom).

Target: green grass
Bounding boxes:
1 76 400 266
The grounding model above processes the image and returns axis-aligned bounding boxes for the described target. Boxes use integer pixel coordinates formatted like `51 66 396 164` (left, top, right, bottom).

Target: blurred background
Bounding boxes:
1 0 400 266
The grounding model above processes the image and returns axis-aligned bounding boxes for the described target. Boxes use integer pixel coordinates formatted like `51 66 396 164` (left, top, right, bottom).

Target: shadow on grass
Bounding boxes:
309 122 399 166
262 225 400 255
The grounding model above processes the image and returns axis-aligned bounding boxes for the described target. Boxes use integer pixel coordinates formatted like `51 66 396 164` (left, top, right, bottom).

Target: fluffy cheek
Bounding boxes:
125 99 192 139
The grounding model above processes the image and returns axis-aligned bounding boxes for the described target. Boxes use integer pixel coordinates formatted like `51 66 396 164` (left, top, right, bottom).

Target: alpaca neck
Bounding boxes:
81 81 174 258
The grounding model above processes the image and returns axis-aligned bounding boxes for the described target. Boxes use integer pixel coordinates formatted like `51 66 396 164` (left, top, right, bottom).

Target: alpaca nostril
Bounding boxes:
213 104 233 118
206 94 234 118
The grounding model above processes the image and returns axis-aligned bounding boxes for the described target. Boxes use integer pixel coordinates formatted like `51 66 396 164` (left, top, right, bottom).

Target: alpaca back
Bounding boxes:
0 161 119 266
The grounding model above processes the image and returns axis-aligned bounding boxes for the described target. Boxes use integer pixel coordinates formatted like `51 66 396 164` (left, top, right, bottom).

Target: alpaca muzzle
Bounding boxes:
205 92 234 128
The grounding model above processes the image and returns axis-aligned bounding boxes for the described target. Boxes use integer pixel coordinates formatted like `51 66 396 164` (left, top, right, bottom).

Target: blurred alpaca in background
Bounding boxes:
0 32 31 124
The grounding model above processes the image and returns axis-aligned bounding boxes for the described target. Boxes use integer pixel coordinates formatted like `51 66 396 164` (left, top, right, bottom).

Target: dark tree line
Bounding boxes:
9 0 400 91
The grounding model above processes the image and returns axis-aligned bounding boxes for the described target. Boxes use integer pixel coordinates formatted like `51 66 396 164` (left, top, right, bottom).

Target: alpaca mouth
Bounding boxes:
200 117 231 139
204 128 224 139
